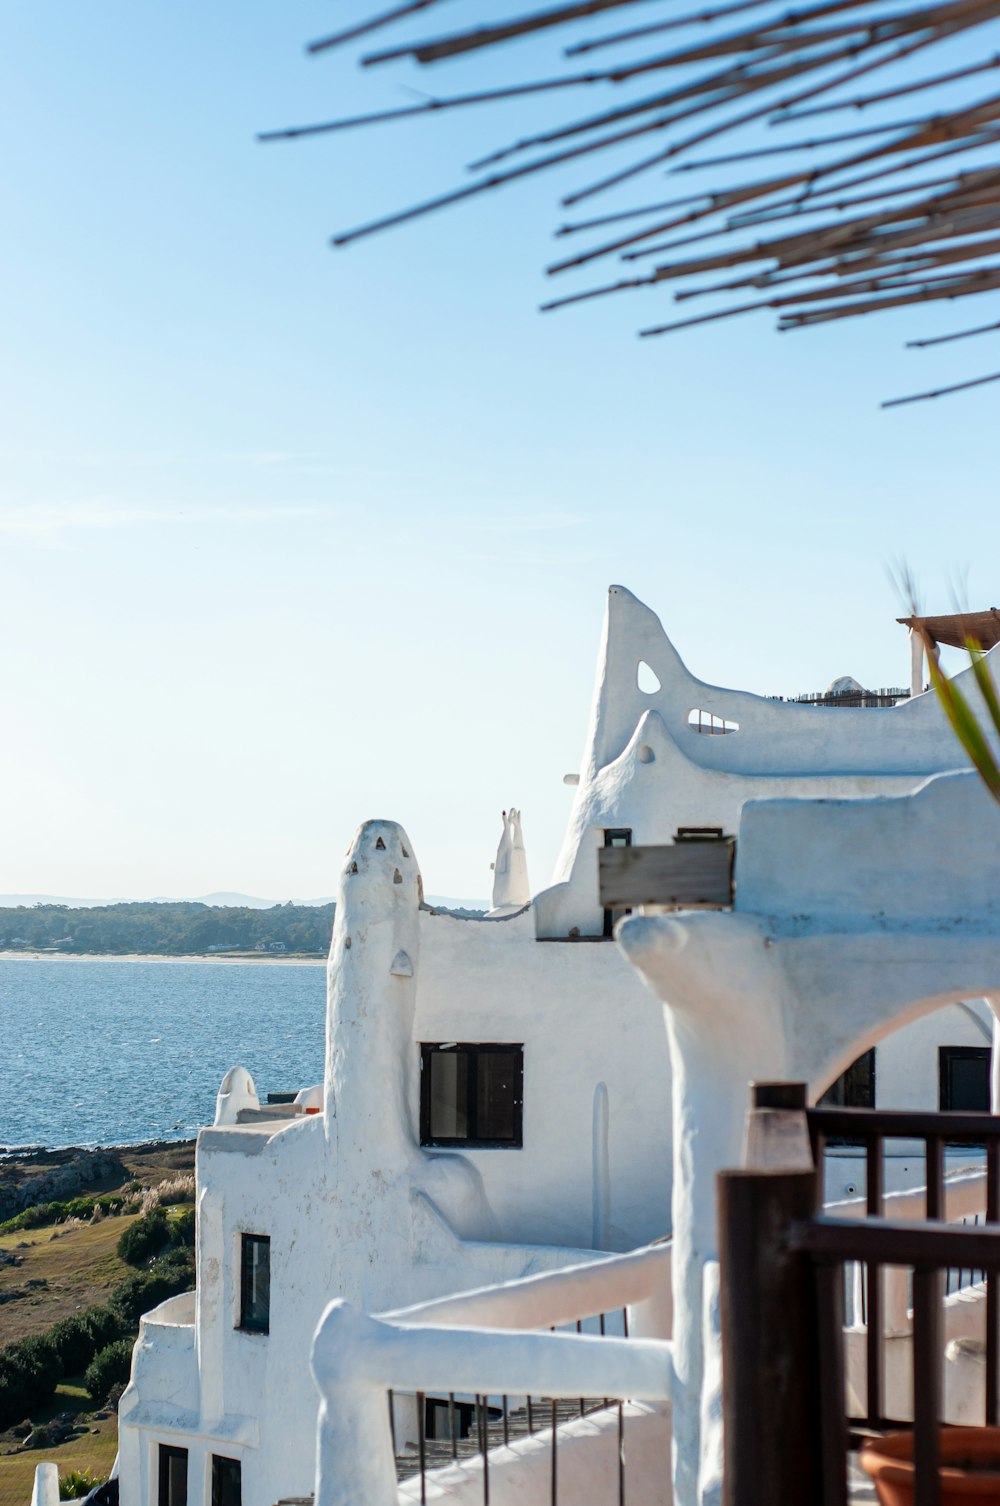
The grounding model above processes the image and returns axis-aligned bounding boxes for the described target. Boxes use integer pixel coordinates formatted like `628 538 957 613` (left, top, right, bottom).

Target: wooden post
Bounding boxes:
744 1083 814 1172
718 1168 826 1506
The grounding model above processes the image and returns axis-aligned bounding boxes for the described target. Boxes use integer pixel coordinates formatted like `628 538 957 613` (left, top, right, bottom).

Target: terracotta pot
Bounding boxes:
861 1427 1000 1504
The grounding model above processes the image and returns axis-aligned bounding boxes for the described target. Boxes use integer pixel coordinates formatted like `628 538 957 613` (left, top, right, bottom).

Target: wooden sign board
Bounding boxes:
598 841 734 909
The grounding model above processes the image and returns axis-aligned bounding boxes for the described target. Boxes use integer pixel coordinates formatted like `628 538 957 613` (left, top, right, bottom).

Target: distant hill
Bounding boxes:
0 900 335 956
0 892 324 910
0 891 487 912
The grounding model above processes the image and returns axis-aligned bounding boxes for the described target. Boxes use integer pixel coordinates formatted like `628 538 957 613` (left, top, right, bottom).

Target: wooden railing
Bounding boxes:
720 1104 1000 1506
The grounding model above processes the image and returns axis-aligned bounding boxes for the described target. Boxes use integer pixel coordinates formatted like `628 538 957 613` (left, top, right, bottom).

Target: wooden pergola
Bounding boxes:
898 608 1000 648
898 607 1000 694
262 0 1000 404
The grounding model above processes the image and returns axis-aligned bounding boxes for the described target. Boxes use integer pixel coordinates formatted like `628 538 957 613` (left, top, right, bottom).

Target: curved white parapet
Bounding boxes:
311 1299 672 1506
31 1463 59 1506
293 1082 323 1112
575 585 988 787
214 1065 259 1126
540 586 993 937
118 1292 199 1425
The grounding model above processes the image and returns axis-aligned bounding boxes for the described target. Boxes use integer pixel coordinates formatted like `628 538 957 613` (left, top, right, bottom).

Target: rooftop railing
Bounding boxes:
311 1243 672 1506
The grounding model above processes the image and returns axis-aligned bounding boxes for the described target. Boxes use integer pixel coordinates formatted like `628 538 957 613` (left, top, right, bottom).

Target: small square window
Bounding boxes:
940 1046 992 1113
239 1234 270 1333
420 1044 523 1148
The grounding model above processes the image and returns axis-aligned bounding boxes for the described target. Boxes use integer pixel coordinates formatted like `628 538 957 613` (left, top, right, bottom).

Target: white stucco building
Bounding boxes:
115 586 997 1506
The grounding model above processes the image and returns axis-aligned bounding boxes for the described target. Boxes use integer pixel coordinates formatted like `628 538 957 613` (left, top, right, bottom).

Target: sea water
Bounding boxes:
0 958 326 1149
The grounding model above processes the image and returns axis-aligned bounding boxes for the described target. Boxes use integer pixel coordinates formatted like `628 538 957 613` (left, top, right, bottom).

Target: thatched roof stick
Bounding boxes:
549 171 801 269
779 266 1000 322
907 315 1000 344
559 44 864 203
774 52 1000 122
882 368 1000 405
556 191 722 233
672 113 937 170
468 80 752 173
308 0 455 55
629 192 993 279
334 87 784 246
361 0 987 69
729 136 1000 226
565 0 782 53
635 265 1000 337
628 191 957 270
468 53 798 170
540 273 660 309
728 165 988 226
258 74 616 142
361 0 663 66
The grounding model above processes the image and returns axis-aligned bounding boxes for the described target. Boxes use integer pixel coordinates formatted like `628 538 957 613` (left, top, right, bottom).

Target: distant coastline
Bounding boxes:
0 949 325 965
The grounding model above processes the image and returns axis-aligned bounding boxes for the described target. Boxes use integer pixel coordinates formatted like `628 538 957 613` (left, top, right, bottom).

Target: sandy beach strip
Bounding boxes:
0 949 325 965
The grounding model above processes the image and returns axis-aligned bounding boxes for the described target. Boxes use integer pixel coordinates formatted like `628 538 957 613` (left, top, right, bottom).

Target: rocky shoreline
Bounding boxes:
0 1141 196 1223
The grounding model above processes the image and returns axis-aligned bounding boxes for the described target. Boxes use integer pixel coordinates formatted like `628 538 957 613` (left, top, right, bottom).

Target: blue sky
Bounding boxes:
3 3 998 903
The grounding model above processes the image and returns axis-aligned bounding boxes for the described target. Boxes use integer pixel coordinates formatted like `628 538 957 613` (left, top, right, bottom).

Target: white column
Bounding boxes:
910 628 924 699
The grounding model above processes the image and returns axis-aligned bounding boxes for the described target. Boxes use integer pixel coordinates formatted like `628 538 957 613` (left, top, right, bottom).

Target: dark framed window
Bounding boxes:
158 1446 188 1506
239 1234 270 1333
211 1457 241 1506
819 1049 876 1110
940 1046 992 1113
420 1044 523 1148
818 1049 875 1146
425 1397 478 1442
602 828 633 938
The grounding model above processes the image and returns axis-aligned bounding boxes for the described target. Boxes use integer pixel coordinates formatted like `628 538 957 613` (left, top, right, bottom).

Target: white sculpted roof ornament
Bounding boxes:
490 806 531 914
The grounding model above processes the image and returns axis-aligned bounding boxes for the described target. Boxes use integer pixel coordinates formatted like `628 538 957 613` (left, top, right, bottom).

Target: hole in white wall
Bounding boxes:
637 743 655 763
687 708 740 735
637 660 661 694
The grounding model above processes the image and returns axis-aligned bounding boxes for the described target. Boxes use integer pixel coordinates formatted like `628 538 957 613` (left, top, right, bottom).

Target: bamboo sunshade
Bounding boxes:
898 608 1000 645
261 0 1000 404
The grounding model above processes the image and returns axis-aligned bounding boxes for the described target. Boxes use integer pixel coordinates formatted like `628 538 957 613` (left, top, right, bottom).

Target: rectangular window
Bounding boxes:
158 1446 188 1506
940 1046 992 1113
819 1049 876 1109
239 1234 270 1333
425 1397 477 1442
420 1044 523 1148
603 828 633 938
211 1457 241 1506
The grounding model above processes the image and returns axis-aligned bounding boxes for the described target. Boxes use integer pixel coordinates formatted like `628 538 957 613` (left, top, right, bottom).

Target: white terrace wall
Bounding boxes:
538 585 994 938
415 906 672 1251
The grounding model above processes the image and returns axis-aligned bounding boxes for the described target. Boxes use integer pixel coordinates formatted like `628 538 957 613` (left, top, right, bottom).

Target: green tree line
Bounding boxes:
0 902 335 956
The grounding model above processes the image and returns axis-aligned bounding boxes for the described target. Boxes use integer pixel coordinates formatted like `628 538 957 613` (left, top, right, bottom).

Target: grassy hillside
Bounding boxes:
0 1216 142 1346
0 1147 198 1505
0 1384 117 1506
